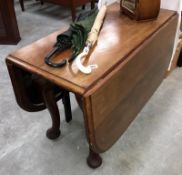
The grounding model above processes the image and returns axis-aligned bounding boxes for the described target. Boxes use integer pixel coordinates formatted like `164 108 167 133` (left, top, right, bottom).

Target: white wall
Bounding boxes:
161 0 182 70
161 0 181 12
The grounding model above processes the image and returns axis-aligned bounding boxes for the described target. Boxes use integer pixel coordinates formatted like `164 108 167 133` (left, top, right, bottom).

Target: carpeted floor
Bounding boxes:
0 1 182 175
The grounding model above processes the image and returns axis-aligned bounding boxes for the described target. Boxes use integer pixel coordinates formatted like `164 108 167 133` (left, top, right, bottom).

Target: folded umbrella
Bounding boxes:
75 5 107 74
45 8 98 68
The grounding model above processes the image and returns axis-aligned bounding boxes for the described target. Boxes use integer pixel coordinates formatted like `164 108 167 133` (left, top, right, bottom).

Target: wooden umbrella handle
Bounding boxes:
87 5 107 46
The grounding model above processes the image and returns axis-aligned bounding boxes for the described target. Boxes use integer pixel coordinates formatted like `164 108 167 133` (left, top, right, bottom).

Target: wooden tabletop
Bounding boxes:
7 3 176 95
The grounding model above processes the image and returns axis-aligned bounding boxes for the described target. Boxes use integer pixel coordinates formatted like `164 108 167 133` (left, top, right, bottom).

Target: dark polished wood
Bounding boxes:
41 81 61 139
121 0 161 21
6 60 72 140
6 3 178 168
87 147 102 168
19 0 25 11
0 0 20 44
41 0 95 21
62 91 72 123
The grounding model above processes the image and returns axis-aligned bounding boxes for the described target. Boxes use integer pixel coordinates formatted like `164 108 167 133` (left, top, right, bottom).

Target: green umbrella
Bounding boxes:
75 5 107 74
45 8 98 68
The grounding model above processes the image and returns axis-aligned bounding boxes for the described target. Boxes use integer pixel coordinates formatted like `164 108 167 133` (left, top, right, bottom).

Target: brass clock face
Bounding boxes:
122 0 136 14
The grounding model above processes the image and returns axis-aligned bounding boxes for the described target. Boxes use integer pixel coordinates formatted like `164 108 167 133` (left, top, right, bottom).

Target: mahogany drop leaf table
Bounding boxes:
6 3 178 168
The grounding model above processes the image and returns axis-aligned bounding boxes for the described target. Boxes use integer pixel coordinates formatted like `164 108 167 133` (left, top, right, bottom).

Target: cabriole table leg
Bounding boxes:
42 84 61 140
87 147 102 169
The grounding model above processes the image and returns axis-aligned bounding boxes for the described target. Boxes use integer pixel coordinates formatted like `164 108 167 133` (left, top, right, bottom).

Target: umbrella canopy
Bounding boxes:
70 8 98 58
45 8 98 68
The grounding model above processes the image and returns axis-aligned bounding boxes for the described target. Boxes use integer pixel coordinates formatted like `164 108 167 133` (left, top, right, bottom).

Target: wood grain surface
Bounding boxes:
121 0 161 21
83 13 178 152
8 3 177 95
6 3 178 154
0 0 20 44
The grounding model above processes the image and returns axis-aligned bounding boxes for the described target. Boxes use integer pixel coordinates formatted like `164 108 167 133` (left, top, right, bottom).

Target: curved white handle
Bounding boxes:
75 5 107 74
75 51 98 74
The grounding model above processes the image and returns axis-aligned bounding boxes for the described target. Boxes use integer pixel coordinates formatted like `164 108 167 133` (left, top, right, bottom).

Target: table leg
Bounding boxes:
87 147 102 169
62 91 72 123
19 0 25 11
91 0 95 9
42 84 61 140
82 5 85 10
71 5 76 21
40 0 44 5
